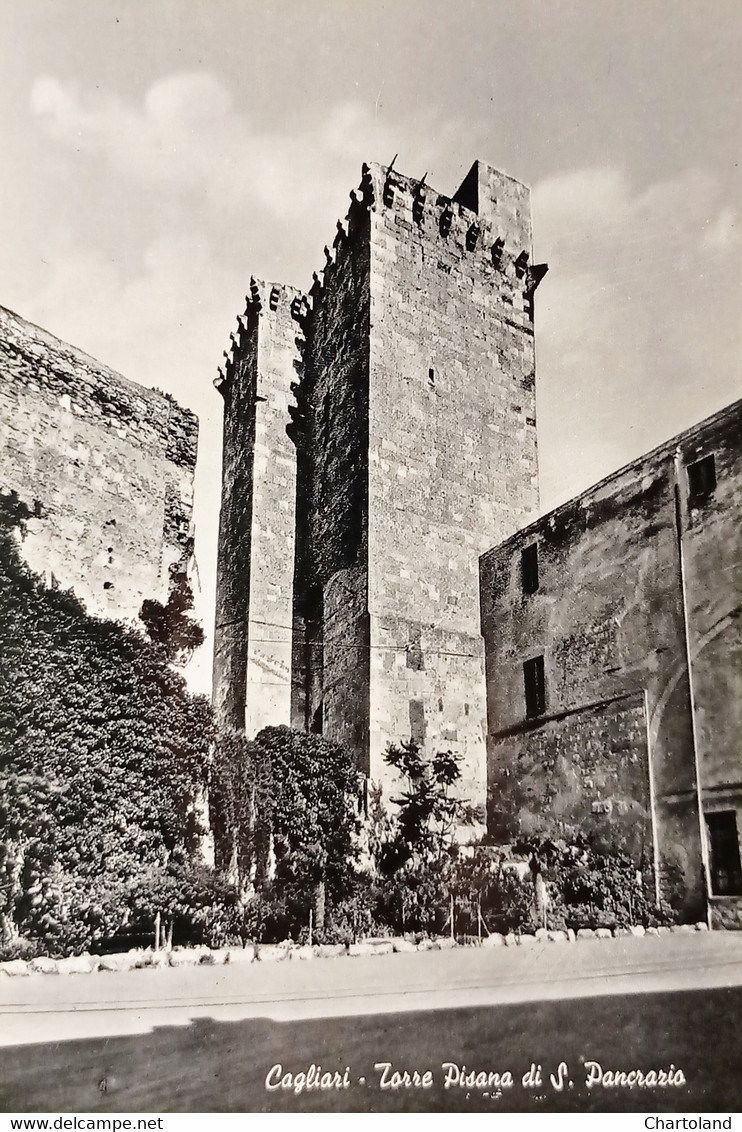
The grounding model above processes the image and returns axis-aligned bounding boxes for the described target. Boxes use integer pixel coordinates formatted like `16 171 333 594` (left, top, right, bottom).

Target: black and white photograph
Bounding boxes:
0 0 740 1119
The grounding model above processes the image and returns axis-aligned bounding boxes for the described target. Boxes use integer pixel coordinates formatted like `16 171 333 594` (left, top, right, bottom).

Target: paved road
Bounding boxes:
2 933 742 1112
3 931 742 1043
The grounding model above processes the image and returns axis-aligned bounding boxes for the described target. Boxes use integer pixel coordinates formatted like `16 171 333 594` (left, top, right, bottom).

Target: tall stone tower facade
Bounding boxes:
213 279 300 733
214 158 546 814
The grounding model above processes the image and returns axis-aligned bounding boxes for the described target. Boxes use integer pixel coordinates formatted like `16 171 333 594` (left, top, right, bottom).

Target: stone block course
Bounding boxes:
0 304 198 624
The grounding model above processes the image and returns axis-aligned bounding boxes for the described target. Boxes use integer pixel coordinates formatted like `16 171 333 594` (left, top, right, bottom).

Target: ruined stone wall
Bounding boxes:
0 304 197 624
479 400 742 918
364 161 543 807
213 281 298 734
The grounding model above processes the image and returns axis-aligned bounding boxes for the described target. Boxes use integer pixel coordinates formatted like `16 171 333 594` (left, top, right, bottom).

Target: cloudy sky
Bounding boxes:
2 0 740 693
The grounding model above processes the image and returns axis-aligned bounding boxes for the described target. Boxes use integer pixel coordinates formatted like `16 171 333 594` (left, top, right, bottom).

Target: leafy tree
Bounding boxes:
209 726 273 899
0 495 213 956
378 740 476 873
139 568 204 665
127 854 244 949
211 725 362 938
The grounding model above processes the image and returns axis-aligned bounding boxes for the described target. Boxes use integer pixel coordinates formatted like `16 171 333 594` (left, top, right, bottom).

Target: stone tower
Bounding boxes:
286 159 547 811
213 279 300 733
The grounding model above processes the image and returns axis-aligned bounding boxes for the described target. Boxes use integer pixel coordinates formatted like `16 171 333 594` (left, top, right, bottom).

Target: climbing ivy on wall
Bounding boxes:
0 495 213 956
210 724 361 937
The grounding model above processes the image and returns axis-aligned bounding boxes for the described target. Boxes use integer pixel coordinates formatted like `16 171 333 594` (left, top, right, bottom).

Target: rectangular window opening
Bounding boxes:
687 454 716 502
428 367 435 387
706 810 742 896
523 655 546 719
357 774 369 820
406 626 424 671
521 542 539 594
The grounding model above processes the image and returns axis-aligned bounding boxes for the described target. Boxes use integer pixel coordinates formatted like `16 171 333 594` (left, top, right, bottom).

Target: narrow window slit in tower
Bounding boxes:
523 655 546 718
521 543 539 594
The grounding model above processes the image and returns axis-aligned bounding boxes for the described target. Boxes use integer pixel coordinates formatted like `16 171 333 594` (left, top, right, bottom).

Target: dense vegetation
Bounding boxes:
0 494 212 957
210 724 364 941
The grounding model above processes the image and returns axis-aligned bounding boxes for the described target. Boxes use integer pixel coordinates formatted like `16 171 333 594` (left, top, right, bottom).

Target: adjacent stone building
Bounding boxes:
0 303 198 622
213 159 547 810
479 400 742 923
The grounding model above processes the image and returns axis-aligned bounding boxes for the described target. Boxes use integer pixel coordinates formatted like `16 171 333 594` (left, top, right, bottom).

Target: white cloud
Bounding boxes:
29 72 417 227
701 206 738 254
532 164 741 509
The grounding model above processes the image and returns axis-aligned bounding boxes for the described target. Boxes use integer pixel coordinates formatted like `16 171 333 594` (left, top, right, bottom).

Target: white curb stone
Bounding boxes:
98 951 140 972
0 959 31 976
317 943 347 958
57 955 98 975
391 938 417 953
30 956 59 974
257 945 290 962
292 945 317 961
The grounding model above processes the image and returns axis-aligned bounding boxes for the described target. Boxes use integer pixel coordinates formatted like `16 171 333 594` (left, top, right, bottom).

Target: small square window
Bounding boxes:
706 810 742 896
687 454 716 502
521 543 539 594
523 655 546 719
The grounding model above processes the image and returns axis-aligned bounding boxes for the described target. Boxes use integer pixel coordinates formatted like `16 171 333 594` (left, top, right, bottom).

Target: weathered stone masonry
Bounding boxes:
479 400 742 921
214 158 547 816
0 304 198 622
212 281 300 734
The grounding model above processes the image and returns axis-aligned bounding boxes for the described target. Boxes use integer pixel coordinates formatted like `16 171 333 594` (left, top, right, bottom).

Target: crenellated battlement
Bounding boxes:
279 158 546 328
358 160 547 318
215 278 304 399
